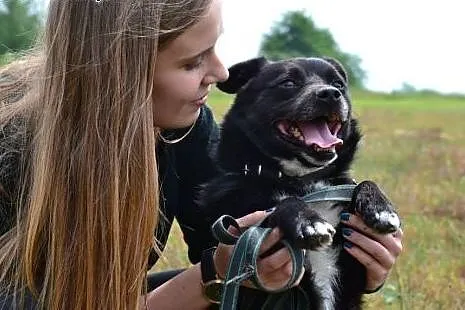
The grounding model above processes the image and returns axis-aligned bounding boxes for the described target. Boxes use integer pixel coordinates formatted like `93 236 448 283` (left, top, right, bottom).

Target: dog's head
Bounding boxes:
217 56 360 177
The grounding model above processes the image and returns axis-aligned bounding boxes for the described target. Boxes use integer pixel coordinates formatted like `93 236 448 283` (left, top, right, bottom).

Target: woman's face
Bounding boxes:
152 0 229 129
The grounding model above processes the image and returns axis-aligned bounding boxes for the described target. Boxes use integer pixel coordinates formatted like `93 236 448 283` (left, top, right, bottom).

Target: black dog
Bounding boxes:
200 57 401 309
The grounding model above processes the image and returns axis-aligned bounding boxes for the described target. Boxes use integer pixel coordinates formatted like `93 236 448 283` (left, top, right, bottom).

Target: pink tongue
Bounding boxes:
299 119 343 148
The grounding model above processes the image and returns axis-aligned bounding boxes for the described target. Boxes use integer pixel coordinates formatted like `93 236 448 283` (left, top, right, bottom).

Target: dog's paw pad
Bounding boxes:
301 221 335 249
373 210 400 233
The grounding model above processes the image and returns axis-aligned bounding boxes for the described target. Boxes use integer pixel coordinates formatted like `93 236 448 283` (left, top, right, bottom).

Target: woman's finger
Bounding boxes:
235 210 284 254
258 228 283 255
236 210 269 227
257 254 294 291
341 213 403 257
342 228 395 268
342 242 389 290
224 210 269 236
257 246 292 275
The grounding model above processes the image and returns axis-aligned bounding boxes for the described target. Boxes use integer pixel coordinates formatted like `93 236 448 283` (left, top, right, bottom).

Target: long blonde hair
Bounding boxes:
0 0 211 309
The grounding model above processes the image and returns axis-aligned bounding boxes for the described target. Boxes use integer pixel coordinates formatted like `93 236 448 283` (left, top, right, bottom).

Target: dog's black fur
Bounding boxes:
199 57 400 309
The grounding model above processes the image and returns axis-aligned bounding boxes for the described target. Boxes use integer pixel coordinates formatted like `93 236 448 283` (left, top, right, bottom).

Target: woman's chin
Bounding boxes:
156 110 200 130
178 110 200 128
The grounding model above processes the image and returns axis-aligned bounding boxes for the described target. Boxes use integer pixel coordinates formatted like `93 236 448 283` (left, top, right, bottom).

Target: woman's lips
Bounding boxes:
192 94 208 107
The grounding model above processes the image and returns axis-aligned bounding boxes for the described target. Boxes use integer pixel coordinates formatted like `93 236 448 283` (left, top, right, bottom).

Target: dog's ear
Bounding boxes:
216 57 268 94
322 57 348 83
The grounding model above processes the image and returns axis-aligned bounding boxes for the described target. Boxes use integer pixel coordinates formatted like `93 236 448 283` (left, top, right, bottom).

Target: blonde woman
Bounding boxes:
0 0 403 309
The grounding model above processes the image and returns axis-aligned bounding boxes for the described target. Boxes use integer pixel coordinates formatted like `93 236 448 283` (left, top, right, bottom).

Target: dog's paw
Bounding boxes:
352 180 401 234
364 209 401 233
299 219 336 250
266 197 335 249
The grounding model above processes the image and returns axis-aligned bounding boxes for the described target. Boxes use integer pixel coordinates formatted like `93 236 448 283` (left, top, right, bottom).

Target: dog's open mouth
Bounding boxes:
276 114 343 153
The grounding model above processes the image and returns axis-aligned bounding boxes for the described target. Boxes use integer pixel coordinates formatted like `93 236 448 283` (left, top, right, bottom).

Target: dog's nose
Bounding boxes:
316 87 342 101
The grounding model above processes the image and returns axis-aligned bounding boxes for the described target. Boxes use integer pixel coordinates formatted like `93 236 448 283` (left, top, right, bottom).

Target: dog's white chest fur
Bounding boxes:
306 199 343 310
277 181 345 310
307 247 340 310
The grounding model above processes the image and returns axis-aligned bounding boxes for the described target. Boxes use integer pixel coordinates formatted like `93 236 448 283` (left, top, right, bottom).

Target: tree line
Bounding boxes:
259 10 366 88
0 2 366 88
0 0 42 64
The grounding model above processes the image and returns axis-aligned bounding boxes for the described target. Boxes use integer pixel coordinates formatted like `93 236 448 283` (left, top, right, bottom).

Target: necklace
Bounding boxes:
158 118 197 144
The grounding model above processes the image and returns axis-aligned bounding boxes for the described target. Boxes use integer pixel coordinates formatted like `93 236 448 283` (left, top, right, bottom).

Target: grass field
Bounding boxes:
153 89 465 309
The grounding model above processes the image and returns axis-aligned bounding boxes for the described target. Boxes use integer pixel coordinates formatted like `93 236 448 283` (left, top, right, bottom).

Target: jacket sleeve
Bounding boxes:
172 105 220 264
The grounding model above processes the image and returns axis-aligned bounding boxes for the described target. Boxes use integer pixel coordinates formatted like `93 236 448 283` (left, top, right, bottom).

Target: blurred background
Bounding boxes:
2 0 465 96
1 0 464 309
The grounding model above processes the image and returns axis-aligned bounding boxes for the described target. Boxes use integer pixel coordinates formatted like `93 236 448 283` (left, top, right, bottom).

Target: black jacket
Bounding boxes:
151 105 219 266
0 106 219 264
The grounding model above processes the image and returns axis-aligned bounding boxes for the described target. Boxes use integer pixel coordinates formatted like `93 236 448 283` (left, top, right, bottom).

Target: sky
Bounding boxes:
38 0 465 95
217 0 465 95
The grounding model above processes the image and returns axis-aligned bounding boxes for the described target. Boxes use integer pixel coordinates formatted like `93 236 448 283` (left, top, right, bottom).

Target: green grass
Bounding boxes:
153 89 465 309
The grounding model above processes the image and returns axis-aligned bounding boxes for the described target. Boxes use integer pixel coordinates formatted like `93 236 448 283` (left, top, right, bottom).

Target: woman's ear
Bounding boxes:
216 57 268 94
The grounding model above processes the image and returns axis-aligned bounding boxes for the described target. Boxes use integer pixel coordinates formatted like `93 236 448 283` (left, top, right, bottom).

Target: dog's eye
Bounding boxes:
279 79 297 88
332 81 345 90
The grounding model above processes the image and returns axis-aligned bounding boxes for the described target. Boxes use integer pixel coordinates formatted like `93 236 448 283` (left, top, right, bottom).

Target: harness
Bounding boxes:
211 184 357 310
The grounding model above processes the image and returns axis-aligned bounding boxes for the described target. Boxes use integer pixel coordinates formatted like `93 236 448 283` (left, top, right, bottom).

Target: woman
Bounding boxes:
0 0 403 309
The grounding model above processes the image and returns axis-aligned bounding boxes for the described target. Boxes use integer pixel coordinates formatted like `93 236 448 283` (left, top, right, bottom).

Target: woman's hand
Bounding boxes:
340 212 403 292
213 210 303 291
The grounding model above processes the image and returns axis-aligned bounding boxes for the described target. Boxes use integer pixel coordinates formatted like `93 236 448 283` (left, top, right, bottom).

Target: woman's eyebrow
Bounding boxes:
178 45 214 63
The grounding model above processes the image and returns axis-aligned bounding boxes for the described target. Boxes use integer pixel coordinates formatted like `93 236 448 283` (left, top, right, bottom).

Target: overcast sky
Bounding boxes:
39 0 465 95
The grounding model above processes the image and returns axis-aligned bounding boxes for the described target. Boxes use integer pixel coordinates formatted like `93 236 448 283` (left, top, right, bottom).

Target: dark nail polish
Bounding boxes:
340 213 350 221
265 207 276 213
342 228 352 236
344 241 353 249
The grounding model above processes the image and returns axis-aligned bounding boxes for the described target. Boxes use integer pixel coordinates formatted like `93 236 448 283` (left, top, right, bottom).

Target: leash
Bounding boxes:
212 216 307 310
211 184 357 310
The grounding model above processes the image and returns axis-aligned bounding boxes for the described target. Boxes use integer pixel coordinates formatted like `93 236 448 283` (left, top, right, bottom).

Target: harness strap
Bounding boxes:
302 184 357 203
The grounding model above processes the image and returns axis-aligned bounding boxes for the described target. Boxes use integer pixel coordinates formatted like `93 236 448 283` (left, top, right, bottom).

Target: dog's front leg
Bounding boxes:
265 197 336 250
349 180 401 233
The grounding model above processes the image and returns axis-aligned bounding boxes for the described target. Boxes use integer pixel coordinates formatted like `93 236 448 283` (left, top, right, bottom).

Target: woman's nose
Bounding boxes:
203 53 229 85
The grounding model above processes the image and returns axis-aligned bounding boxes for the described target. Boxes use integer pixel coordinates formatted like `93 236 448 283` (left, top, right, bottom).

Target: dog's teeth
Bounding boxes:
328 113 341 123
289 126 303 140
312 144 336 153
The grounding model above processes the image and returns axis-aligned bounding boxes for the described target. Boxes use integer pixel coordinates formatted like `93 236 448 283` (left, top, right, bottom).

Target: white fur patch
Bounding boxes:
273 184 346 309
307 180 330 191
304 225 316 235
302 193 344 310
276 153 338 177
306 247 340 310
376 210 401 229
303 220 336 249
316 222 335 242
300 152 338 167
277 157 322 177
314 221 334 235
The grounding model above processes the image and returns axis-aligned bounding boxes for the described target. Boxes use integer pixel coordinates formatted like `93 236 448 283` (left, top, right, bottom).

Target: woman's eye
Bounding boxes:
184 56 204 71
279 79 297 88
